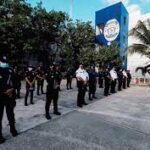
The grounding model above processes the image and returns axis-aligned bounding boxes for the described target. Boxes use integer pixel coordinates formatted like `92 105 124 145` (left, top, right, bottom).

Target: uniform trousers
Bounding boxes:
37 80 44 95
45 89 59 114
0 94 16 136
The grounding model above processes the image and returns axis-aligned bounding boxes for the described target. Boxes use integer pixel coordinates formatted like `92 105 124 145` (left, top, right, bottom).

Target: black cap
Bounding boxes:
0 56 8 63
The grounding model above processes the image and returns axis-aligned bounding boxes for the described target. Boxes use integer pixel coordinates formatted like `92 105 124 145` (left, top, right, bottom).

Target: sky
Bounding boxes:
27 0 150 28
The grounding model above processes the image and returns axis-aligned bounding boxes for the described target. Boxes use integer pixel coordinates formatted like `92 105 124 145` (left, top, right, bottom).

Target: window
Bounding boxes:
124 16 126 25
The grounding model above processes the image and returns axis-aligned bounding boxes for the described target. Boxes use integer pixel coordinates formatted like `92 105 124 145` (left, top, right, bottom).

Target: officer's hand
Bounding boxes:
5 88 13 97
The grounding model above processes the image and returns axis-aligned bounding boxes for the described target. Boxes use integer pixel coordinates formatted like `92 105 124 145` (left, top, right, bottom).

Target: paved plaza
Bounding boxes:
1 80 150 150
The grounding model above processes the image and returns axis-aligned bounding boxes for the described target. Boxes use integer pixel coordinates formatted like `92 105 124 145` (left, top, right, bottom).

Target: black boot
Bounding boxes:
89 93 93 101
93 94 97 99
54 111 61 115
0 135 5 144
10 124 18 137
45 113 51 120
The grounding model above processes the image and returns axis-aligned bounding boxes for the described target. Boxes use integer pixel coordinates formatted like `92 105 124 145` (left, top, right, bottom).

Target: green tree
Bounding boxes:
60 20 95 69
95 44 122 68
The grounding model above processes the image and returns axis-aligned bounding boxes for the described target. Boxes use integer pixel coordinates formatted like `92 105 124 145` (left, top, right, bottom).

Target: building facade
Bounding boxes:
95 2 129 67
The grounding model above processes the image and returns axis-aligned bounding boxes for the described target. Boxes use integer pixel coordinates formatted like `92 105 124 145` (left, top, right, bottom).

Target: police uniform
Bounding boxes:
98 69 104 88
117 69 123 91
24 67 36 106
122 70 127 89
127 71 132 87
76 67 88 107
14 67 22 98
66 68 73 90
45 66 61 120
88 67 97 100
0 57 18 144
110 68 117 93
36 67 45 95
104 69 111 96
55 66 62 91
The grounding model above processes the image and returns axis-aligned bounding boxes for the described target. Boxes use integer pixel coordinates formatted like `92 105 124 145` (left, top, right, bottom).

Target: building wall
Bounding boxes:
95 2 129 67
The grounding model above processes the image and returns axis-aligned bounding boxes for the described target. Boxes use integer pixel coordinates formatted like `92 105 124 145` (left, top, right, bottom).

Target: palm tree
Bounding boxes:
128 19 150 58
136 64 150 76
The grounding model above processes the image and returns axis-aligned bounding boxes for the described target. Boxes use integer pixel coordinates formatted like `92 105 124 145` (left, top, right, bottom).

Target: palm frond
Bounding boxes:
129 29 150 45
136 67 146 76
128 44 149 55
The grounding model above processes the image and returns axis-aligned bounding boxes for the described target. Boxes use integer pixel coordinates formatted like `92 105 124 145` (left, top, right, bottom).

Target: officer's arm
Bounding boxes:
31 76 36 85
25 77 32 86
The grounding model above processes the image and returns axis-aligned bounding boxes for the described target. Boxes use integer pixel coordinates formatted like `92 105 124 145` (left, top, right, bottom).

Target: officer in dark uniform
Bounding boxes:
66 67 73 90
13 66 22 98
55 65 62 91
88 65 97 100
127 70 132 87
104 68 112 96
36 66 45 95
24 65 36 106
98 68 104 88
0 56 18 144
117 68 123 91
45 64 61 120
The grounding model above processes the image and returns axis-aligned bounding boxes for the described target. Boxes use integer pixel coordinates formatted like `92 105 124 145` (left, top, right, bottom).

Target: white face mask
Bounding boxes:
28 67 33 71
0 62 9 68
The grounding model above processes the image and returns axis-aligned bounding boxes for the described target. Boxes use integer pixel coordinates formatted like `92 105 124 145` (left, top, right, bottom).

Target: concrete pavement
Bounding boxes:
1 81 150 149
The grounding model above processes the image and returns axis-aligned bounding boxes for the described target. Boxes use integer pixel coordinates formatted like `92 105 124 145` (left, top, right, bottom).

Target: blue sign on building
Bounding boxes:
95 2 129 67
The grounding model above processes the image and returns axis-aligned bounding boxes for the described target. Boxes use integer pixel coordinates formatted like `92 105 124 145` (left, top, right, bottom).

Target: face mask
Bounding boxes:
28 67 33 71
0 62 9 68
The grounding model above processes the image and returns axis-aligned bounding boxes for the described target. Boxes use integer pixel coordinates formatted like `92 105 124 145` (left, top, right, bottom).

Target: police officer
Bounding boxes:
104 67 111 96
55 65 62 91
98 68 104 88
127 70 132 87
0 56 18 144
45 64 61 120
110 66 117 93
36 66 45 95
117 68 123 91
122 69 127 89
76 64 88 107
88 65 97 100
24 65 36 106
66 67 73 90
13 66 22 98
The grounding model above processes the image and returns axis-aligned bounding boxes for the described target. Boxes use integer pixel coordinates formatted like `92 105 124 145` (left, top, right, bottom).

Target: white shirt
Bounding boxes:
76 68 89 81
123 70 127 77
110 69 118 80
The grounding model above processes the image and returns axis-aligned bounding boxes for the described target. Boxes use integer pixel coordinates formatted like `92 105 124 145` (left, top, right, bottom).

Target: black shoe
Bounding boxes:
24 103 28 106
11 130 18 137
89 97 93 101
0 136 6 144
82 102 88 105
70 87 73 89
45 114 51 120
30 102 34 105
93 96 97 99
54 111 61 115
77 105 82 108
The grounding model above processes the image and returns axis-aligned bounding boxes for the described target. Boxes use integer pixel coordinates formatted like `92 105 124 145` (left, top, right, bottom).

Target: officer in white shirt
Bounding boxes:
122 69 128 89
110 66 118 93
76 64 88 107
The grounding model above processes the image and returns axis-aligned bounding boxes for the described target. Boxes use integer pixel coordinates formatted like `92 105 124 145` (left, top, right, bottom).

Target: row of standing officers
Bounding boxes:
0 56 132 144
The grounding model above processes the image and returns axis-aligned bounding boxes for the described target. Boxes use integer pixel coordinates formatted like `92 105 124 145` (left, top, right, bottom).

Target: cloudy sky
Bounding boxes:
27 0 150 29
